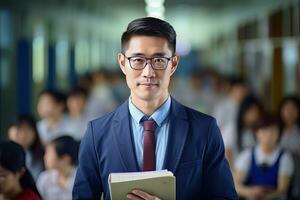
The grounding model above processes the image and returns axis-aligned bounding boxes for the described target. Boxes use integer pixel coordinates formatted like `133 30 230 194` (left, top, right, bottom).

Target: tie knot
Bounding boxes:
143 120 156 132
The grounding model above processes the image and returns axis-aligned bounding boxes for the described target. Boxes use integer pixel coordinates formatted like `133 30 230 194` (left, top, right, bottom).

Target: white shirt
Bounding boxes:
235 146 294 180
37 168 76 200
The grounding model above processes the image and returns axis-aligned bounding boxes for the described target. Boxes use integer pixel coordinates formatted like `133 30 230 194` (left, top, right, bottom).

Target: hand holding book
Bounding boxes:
108 170 176 200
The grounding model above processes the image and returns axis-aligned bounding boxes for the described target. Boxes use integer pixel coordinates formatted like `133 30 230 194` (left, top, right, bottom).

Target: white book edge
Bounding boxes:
109 170 174 183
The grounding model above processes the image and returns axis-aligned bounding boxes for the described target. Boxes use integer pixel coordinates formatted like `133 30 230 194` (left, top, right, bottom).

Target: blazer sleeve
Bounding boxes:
72 122 103 200
203 118 238 199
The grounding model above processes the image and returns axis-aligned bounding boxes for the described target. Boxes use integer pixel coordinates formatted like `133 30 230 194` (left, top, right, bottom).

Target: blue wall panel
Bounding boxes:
17 39 31 114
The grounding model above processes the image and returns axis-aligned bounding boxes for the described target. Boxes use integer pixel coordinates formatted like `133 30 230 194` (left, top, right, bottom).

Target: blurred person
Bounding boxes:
37 89 69 145
236 95 263 151
279 96 300 199
234 115 294 200
196 69 223 115
222 95 263 167
212 77 248 164
0 140 41 200
85 69 118 121
37 135 78 200
213 77 248 133
73 17 237 200
172 70 209 113
8 115 44 181
65 87 89 141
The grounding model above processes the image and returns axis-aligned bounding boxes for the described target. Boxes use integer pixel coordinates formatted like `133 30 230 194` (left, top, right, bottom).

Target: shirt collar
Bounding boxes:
128 96 171 127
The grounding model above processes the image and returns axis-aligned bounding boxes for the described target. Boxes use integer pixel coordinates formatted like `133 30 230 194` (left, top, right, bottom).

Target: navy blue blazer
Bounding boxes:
73 98 238 200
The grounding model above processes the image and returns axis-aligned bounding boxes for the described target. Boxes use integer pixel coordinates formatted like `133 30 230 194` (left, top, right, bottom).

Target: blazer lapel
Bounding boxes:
163 98 189 173
112 101 140 172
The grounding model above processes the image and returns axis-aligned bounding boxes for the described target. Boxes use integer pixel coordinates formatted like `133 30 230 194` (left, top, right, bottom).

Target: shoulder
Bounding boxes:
82 101 128 144
279 150 294 176
89 100 127 127
89 110 117 130
234 148 252 171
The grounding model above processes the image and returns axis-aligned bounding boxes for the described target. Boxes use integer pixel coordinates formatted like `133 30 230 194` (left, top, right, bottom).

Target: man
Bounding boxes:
73 17 238 200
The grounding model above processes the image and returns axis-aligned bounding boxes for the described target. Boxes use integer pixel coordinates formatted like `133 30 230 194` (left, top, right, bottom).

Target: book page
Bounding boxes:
110 170 173 182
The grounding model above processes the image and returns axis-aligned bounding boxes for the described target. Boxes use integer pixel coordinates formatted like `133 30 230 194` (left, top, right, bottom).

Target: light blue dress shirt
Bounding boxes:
128 96 171 170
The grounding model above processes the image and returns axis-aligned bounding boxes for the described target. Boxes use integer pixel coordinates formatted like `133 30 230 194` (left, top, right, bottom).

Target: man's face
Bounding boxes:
118 36 179 103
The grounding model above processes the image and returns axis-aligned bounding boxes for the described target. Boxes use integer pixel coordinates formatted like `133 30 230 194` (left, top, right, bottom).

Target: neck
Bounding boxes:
69 112 82 119
59 165 73 179
58 165 74 188
131 93 169 116
48 113 62 127
261 145 274 155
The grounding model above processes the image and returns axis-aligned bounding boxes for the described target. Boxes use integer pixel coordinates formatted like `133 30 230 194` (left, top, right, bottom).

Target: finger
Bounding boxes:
131 189 152 199
127 193 144 200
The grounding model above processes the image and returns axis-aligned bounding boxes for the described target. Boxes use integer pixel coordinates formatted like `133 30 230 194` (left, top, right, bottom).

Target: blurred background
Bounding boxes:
1 0 300 135
1 0 300 199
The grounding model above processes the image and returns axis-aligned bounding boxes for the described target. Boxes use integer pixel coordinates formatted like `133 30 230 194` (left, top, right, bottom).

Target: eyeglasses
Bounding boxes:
123 54 173 70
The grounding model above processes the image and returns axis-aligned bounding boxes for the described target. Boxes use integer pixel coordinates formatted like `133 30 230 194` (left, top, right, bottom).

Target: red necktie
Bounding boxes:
143 120 156 171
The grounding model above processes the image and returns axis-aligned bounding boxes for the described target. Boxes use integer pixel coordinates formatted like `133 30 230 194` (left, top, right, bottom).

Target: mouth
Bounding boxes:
137 82 159 87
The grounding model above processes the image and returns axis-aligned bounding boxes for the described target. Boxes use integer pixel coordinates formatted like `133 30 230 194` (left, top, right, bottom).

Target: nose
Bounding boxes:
141 61 156 78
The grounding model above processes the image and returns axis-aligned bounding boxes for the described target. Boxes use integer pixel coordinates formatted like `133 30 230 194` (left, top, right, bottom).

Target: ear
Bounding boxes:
118 53 127 75
170 55 180 76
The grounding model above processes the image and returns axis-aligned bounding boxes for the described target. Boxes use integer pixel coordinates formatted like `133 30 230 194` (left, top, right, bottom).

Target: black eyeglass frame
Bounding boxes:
122 53 174 70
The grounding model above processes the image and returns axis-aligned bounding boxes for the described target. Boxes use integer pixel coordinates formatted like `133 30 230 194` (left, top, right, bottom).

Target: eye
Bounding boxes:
154 58 166 63
131 57 145 63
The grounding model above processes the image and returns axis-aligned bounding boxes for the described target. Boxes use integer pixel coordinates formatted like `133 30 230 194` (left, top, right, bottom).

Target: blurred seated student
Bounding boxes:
37 135 78 200
37 89 69 145
224 95 263 167
65 87 89 141
234 114 294 200
0 140 41 200
279 96 300 199
8 115 44 181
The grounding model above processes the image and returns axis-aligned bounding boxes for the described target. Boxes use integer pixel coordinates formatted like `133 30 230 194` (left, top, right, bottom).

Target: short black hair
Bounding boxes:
227 76 246 88
68 86 88 99
39 89 66 105
254 114 282 144
121 17 176 54
50 135 79 165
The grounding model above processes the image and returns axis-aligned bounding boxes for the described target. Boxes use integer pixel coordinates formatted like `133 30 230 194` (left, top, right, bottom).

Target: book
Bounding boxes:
108 170 176 200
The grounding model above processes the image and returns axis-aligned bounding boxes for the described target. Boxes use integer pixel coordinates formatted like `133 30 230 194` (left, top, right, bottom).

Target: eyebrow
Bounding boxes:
129 52 170 57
